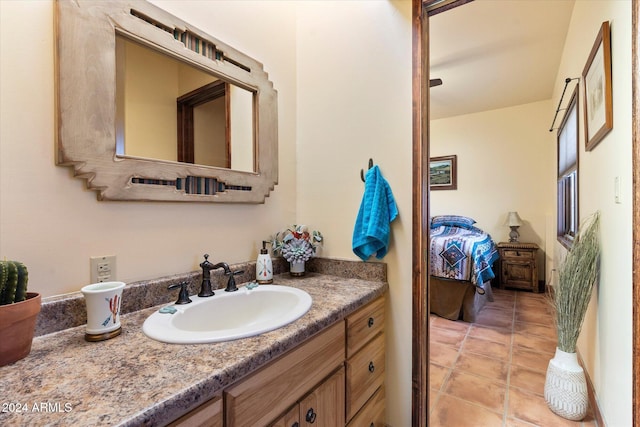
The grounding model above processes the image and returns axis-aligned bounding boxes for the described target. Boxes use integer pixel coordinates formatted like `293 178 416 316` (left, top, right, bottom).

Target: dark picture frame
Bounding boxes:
582 21 613 151
429 155 457 190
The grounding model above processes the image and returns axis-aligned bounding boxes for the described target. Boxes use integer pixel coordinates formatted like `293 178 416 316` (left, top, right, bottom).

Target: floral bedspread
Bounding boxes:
429 225 499 285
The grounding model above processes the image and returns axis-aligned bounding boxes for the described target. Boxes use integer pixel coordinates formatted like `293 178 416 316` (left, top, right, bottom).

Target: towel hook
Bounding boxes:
360 158 373 182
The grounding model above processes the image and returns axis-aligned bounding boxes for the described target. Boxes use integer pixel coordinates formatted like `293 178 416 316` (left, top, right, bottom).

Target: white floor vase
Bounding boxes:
544 347 588 421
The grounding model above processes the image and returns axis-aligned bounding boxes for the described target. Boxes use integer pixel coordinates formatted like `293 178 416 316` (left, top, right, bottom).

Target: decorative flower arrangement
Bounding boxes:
271 225 323 263
552 211 600 354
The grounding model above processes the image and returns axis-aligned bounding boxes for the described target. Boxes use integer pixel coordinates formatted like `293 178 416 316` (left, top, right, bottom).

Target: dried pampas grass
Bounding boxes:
553 211 601 353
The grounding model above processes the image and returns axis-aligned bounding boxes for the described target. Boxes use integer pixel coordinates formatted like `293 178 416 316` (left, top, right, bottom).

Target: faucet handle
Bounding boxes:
168 282 192 304
224 270 243 292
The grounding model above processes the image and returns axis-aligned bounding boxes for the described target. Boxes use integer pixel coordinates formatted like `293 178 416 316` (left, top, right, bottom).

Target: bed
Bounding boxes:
429 215 499 322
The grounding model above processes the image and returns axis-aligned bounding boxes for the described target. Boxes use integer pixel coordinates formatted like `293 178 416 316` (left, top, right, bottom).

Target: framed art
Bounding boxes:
429 155 457 190
582 21 612 151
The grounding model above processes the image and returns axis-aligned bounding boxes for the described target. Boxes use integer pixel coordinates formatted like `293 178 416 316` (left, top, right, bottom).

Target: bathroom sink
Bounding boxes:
142 285 312 344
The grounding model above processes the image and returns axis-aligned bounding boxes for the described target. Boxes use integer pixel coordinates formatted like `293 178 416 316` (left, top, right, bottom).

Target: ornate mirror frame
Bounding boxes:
55 0 278 203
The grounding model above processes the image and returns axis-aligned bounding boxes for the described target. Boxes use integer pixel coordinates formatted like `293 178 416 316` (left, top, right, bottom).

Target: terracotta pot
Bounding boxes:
0 292 41 367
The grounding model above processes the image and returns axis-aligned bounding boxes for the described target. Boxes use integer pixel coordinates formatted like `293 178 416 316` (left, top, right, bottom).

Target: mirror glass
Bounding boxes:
115 35 255 172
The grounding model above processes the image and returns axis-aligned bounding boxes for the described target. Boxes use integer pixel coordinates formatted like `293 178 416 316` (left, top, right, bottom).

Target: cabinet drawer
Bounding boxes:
225 322 345 427
347 386 385 427
346 332 385 421
503 249 534 259
346 296 385 358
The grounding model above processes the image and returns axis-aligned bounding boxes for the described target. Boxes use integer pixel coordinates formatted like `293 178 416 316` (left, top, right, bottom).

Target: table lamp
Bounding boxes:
505 211 523 242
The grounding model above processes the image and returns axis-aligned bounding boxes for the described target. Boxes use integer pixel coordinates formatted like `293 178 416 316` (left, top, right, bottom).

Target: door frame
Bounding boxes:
411 1 640 425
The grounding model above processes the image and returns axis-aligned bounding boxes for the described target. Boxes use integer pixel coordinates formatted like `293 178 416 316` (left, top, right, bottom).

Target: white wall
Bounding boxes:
295 2 413 424
430 100 555 281
550 1 633 425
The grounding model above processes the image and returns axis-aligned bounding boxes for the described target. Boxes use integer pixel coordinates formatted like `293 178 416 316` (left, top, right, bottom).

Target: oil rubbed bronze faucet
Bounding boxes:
199 254 243 296
199 254 225 297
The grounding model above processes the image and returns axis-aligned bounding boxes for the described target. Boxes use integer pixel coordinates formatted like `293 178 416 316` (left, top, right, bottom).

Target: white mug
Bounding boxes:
81 281 125 341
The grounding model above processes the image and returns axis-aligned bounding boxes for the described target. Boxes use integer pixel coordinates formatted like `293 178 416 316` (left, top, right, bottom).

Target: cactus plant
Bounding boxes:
0 261 29 306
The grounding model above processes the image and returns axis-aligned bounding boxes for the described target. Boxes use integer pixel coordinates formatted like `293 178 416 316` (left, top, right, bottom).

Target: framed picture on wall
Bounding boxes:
429 155 457 190
582 21 612 151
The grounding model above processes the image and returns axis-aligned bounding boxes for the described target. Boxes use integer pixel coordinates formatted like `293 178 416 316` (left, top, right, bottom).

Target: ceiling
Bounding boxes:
429 0 576 120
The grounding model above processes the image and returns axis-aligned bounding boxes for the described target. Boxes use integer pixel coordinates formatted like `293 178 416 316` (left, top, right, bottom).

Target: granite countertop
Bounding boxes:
0 272 387 427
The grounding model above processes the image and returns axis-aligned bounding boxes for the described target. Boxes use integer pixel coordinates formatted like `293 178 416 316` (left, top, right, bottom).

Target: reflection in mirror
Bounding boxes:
115 35 254 172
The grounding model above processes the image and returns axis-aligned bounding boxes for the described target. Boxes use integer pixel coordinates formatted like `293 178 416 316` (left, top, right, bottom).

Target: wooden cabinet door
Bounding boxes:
270 405 300 427
299 367 345 427
225 322 345 426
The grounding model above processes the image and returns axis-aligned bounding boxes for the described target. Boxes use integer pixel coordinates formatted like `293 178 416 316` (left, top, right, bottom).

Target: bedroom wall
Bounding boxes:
549 1 633 425
430 100 555 282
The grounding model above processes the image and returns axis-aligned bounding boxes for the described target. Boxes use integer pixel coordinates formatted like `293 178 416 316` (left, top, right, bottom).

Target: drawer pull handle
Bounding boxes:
369 361 375 373
368 317 374 328
306 408 316 423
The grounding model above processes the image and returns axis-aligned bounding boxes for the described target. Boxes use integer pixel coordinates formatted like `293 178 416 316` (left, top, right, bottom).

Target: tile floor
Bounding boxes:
429 288 598 427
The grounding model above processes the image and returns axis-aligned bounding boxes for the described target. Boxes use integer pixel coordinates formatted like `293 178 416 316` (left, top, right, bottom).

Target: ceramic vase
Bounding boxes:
81 281 125 342
544 347 588 421
289 260 305 277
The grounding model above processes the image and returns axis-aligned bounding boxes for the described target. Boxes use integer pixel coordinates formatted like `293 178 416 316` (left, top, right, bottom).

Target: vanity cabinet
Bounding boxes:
174 296 385 427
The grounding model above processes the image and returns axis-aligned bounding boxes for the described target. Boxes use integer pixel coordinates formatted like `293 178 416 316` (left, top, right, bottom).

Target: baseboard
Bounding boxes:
538 279 546 293
577 351 606 426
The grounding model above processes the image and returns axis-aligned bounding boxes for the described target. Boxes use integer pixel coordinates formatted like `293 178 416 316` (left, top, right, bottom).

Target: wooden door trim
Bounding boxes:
632 1 639 425
411 0 429 425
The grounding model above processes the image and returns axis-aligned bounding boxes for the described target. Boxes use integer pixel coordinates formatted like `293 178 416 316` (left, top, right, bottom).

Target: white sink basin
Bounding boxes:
142 285 312 344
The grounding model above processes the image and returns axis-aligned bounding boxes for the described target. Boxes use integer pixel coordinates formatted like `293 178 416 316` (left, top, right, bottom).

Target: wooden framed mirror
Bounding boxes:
56 0 278 203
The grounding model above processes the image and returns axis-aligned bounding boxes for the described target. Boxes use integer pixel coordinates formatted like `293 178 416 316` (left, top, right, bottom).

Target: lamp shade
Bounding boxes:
505 211 523 227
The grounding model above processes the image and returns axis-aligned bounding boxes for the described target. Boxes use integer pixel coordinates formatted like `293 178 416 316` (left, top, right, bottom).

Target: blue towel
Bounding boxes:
352 165 398 261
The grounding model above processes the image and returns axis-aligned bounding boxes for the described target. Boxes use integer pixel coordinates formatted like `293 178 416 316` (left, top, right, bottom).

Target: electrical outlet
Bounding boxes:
90 255 116 283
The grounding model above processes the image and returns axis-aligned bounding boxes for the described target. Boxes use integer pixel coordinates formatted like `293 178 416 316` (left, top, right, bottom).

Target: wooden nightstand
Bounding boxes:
497 242 540 293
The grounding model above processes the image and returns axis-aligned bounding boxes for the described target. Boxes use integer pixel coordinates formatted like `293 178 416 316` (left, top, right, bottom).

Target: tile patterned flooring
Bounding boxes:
429 288 598 427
